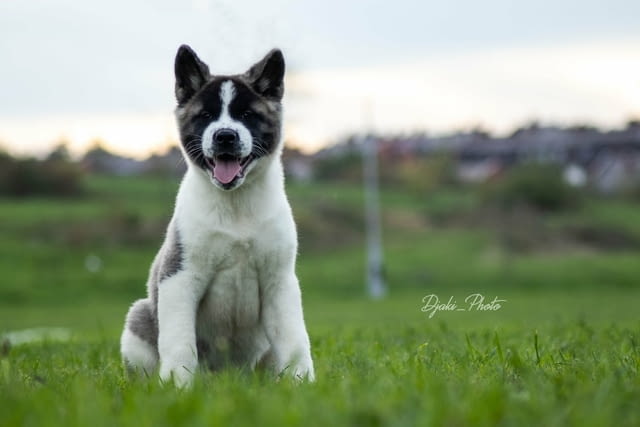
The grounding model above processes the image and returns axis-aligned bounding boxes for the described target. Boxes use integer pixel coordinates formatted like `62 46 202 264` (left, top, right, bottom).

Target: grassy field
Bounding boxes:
0 175 639 426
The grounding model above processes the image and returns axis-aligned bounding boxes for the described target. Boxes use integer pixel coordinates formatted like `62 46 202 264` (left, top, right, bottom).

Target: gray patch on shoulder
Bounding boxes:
147 221 184 322
160 225 183 281
125 223 185 351
126 298 158 348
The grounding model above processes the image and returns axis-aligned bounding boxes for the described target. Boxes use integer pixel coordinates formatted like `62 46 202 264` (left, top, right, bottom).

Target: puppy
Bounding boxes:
120 45 315 387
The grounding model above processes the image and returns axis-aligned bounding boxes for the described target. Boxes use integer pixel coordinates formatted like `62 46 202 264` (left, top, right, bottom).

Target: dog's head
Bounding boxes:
174 45 285 191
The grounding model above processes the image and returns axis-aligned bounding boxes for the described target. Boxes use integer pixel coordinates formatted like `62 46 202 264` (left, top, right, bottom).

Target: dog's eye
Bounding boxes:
241 110 255 119
199 110 212 119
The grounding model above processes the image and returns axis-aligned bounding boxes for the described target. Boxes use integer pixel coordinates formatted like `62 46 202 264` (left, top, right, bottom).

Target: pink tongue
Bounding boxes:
213 159 242 184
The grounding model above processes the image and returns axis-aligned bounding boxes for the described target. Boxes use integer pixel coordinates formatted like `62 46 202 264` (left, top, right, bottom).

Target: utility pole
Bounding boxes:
362 100 386 299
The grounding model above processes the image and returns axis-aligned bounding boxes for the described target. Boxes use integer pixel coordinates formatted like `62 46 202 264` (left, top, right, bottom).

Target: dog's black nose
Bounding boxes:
214 129 239 146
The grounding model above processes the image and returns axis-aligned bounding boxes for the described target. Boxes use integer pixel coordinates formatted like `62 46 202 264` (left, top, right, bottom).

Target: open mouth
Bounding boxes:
205 154 254 185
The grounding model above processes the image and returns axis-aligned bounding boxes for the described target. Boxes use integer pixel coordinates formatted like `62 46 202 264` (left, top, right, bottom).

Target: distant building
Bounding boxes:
311 120 640 193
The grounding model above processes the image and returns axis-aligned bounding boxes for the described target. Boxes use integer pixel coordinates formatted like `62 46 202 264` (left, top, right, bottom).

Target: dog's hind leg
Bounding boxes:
121 298 158 376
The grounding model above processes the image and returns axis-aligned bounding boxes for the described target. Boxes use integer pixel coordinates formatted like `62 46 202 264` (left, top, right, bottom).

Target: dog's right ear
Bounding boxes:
174 45 210 105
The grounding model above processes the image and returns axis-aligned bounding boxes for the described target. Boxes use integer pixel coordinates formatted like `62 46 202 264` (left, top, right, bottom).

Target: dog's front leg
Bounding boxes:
157 271 205 387
262 273 315 381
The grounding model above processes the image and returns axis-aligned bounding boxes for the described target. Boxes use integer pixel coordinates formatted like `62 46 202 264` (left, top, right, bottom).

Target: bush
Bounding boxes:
313 152 362 182
381 153 456 194
484 163 580 211
0 151 84 197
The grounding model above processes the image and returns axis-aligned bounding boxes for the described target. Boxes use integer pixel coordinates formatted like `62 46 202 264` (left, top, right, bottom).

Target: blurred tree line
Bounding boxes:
0 144 84 197
3 137 638 212
0 141 185 197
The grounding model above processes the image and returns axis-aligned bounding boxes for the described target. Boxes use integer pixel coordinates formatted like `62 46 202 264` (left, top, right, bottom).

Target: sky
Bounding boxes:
0 0 639 158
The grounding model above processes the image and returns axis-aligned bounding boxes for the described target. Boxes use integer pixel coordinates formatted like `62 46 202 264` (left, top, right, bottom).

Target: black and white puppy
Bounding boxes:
120 45 315 387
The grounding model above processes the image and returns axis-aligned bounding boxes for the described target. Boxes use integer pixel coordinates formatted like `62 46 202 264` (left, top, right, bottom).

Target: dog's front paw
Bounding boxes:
283 354 315 382
160 363 195 388
159 355 197 388
292 365 315 382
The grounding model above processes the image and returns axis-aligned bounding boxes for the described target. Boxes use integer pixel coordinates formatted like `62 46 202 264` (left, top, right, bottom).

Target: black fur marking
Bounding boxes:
227 79 281 158
177 79 225 170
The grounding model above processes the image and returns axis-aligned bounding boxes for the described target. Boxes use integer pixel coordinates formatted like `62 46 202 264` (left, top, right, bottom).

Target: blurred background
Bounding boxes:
1 0 639 340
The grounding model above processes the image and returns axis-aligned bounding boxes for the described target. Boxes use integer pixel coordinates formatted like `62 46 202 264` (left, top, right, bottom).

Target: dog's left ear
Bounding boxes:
245 49 285 100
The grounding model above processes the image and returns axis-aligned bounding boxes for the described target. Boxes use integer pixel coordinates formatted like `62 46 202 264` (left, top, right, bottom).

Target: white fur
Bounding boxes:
157 270 202 386
201 80 253 159
121 329 158 375
156 151 314 387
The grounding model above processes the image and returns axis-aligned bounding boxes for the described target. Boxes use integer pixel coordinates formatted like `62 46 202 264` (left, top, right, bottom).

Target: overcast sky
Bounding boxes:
0 0 639 157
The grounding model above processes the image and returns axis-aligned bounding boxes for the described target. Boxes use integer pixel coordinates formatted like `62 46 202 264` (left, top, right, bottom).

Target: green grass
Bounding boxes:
1 295 639 426
551 197 640 239
0 175 639 426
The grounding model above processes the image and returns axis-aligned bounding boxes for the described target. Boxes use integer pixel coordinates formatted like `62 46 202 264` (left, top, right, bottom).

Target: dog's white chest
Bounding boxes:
193 230 263 334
